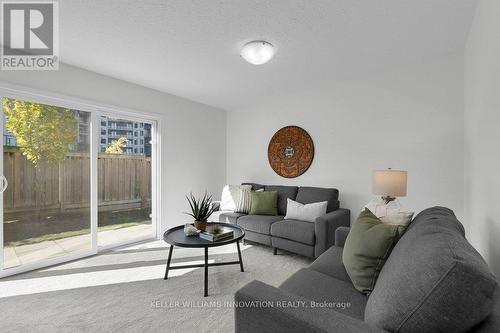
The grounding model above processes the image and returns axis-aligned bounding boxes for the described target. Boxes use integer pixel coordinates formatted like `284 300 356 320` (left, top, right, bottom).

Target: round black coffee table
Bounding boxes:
163 222 245 297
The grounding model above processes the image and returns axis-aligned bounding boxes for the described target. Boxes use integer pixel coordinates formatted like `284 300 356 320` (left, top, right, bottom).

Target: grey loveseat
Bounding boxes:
211 183 350 258
235 207 500 333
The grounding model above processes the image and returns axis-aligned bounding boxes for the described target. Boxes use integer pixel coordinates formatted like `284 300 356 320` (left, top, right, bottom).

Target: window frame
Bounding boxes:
0 81 162 278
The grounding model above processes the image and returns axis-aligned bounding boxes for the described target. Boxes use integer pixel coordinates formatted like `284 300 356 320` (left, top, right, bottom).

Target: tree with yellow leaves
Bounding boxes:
105 137 128 154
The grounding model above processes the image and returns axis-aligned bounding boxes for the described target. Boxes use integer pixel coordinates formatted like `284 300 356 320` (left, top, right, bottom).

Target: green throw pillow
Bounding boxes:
249 191 278 216
342 209 406 294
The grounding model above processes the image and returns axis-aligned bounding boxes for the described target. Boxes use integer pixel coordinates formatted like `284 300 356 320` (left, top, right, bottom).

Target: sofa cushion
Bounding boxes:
296 186 339 213
365 207 498 333
271 219 315 245
309 246 351 282
280 268 368 320
284 199 328 223
264 185 299 215
343 209 405 294
249 191 278 216
237 215 284 235
220 184 251 211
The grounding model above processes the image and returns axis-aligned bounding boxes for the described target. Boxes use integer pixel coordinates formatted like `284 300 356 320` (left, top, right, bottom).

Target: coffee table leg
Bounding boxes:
237 241 244 272
204 247 209 297
164 245 173 280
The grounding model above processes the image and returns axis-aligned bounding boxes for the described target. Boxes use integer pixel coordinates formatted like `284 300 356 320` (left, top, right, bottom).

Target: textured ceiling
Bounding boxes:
59 0 478 110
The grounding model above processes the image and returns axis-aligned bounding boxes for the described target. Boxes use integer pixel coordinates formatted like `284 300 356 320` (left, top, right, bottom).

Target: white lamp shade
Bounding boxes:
372 170 407 197
240 41 275 65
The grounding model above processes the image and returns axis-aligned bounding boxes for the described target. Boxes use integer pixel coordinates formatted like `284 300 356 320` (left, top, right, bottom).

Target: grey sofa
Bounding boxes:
235 207 500 333
211 183 350 258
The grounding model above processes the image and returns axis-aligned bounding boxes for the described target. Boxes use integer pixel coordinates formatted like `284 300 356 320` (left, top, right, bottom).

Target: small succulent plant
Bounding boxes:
185 192 217 222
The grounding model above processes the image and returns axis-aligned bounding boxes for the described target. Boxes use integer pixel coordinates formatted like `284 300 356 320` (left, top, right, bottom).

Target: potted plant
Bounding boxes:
185 192 217 231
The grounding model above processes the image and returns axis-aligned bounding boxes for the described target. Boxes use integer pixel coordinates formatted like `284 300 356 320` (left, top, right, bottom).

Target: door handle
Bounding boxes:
0 175 8 193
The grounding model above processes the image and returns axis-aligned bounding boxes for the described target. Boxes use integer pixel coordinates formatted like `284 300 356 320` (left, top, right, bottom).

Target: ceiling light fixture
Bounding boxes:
240 40 275 65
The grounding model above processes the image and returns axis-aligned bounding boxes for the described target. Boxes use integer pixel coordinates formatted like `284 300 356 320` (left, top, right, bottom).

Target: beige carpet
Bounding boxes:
0 241 312 333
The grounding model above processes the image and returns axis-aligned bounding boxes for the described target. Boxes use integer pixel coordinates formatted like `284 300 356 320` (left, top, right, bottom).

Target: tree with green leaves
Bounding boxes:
3 98 78 221
105 137 128 154
3 98 77 167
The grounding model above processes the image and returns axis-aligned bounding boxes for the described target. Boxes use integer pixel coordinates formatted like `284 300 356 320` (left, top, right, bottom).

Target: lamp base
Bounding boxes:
381 196 396 204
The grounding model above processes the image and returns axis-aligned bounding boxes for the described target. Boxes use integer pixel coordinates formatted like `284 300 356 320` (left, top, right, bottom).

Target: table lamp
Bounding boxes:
372 168 407 204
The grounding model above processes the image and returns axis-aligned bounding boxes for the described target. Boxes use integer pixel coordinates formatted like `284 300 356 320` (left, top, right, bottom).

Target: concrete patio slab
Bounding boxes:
3 247 20 268
4 224 152 269
12 241 66 267
55 234 92 252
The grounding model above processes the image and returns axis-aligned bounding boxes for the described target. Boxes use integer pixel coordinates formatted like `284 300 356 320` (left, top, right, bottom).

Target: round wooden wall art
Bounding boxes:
268 126 314 178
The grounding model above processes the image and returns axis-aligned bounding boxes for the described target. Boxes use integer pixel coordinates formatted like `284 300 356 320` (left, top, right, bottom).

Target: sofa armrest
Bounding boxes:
235 280 386 333
210 200 221 212
335 226 350 248
314 208 350 257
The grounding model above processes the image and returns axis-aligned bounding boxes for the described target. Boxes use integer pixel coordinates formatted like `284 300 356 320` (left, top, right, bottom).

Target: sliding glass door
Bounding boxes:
1 97 93 270
97 115 154 248
0 90 158 277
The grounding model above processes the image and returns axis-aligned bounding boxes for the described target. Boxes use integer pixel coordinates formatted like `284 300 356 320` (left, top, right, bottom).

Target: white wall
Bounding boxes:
227 55 464 221
0 64 227 233
464 0 500 277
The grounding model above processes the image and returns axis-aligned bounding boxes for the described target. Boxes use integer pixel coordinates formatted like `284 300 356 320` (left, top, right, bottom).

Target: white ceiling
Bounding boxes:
60 0 478 110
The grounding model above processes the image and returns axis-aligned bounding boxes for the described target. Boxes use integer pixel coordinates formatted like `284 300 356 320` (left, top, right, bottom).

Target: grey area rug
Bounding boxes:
0 244 312 333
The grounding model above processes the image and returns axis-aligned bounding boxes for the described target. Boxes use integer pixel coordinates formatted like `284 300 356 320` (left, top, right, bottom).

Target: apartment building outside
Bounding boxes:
3 113 151 157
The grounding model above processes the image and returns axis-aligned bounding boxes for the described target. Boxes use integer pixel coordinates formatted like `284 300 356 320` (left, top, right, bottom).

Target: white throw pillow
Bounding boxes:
365 198 414 226
285 198 328 223
234 185 253 213
220 184 252 212
220 185 238 211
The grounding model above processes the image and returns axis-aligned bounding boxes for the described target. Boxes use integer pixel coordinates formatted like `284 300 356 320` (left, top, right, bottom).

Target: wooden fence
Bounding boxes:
3 148 151 214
